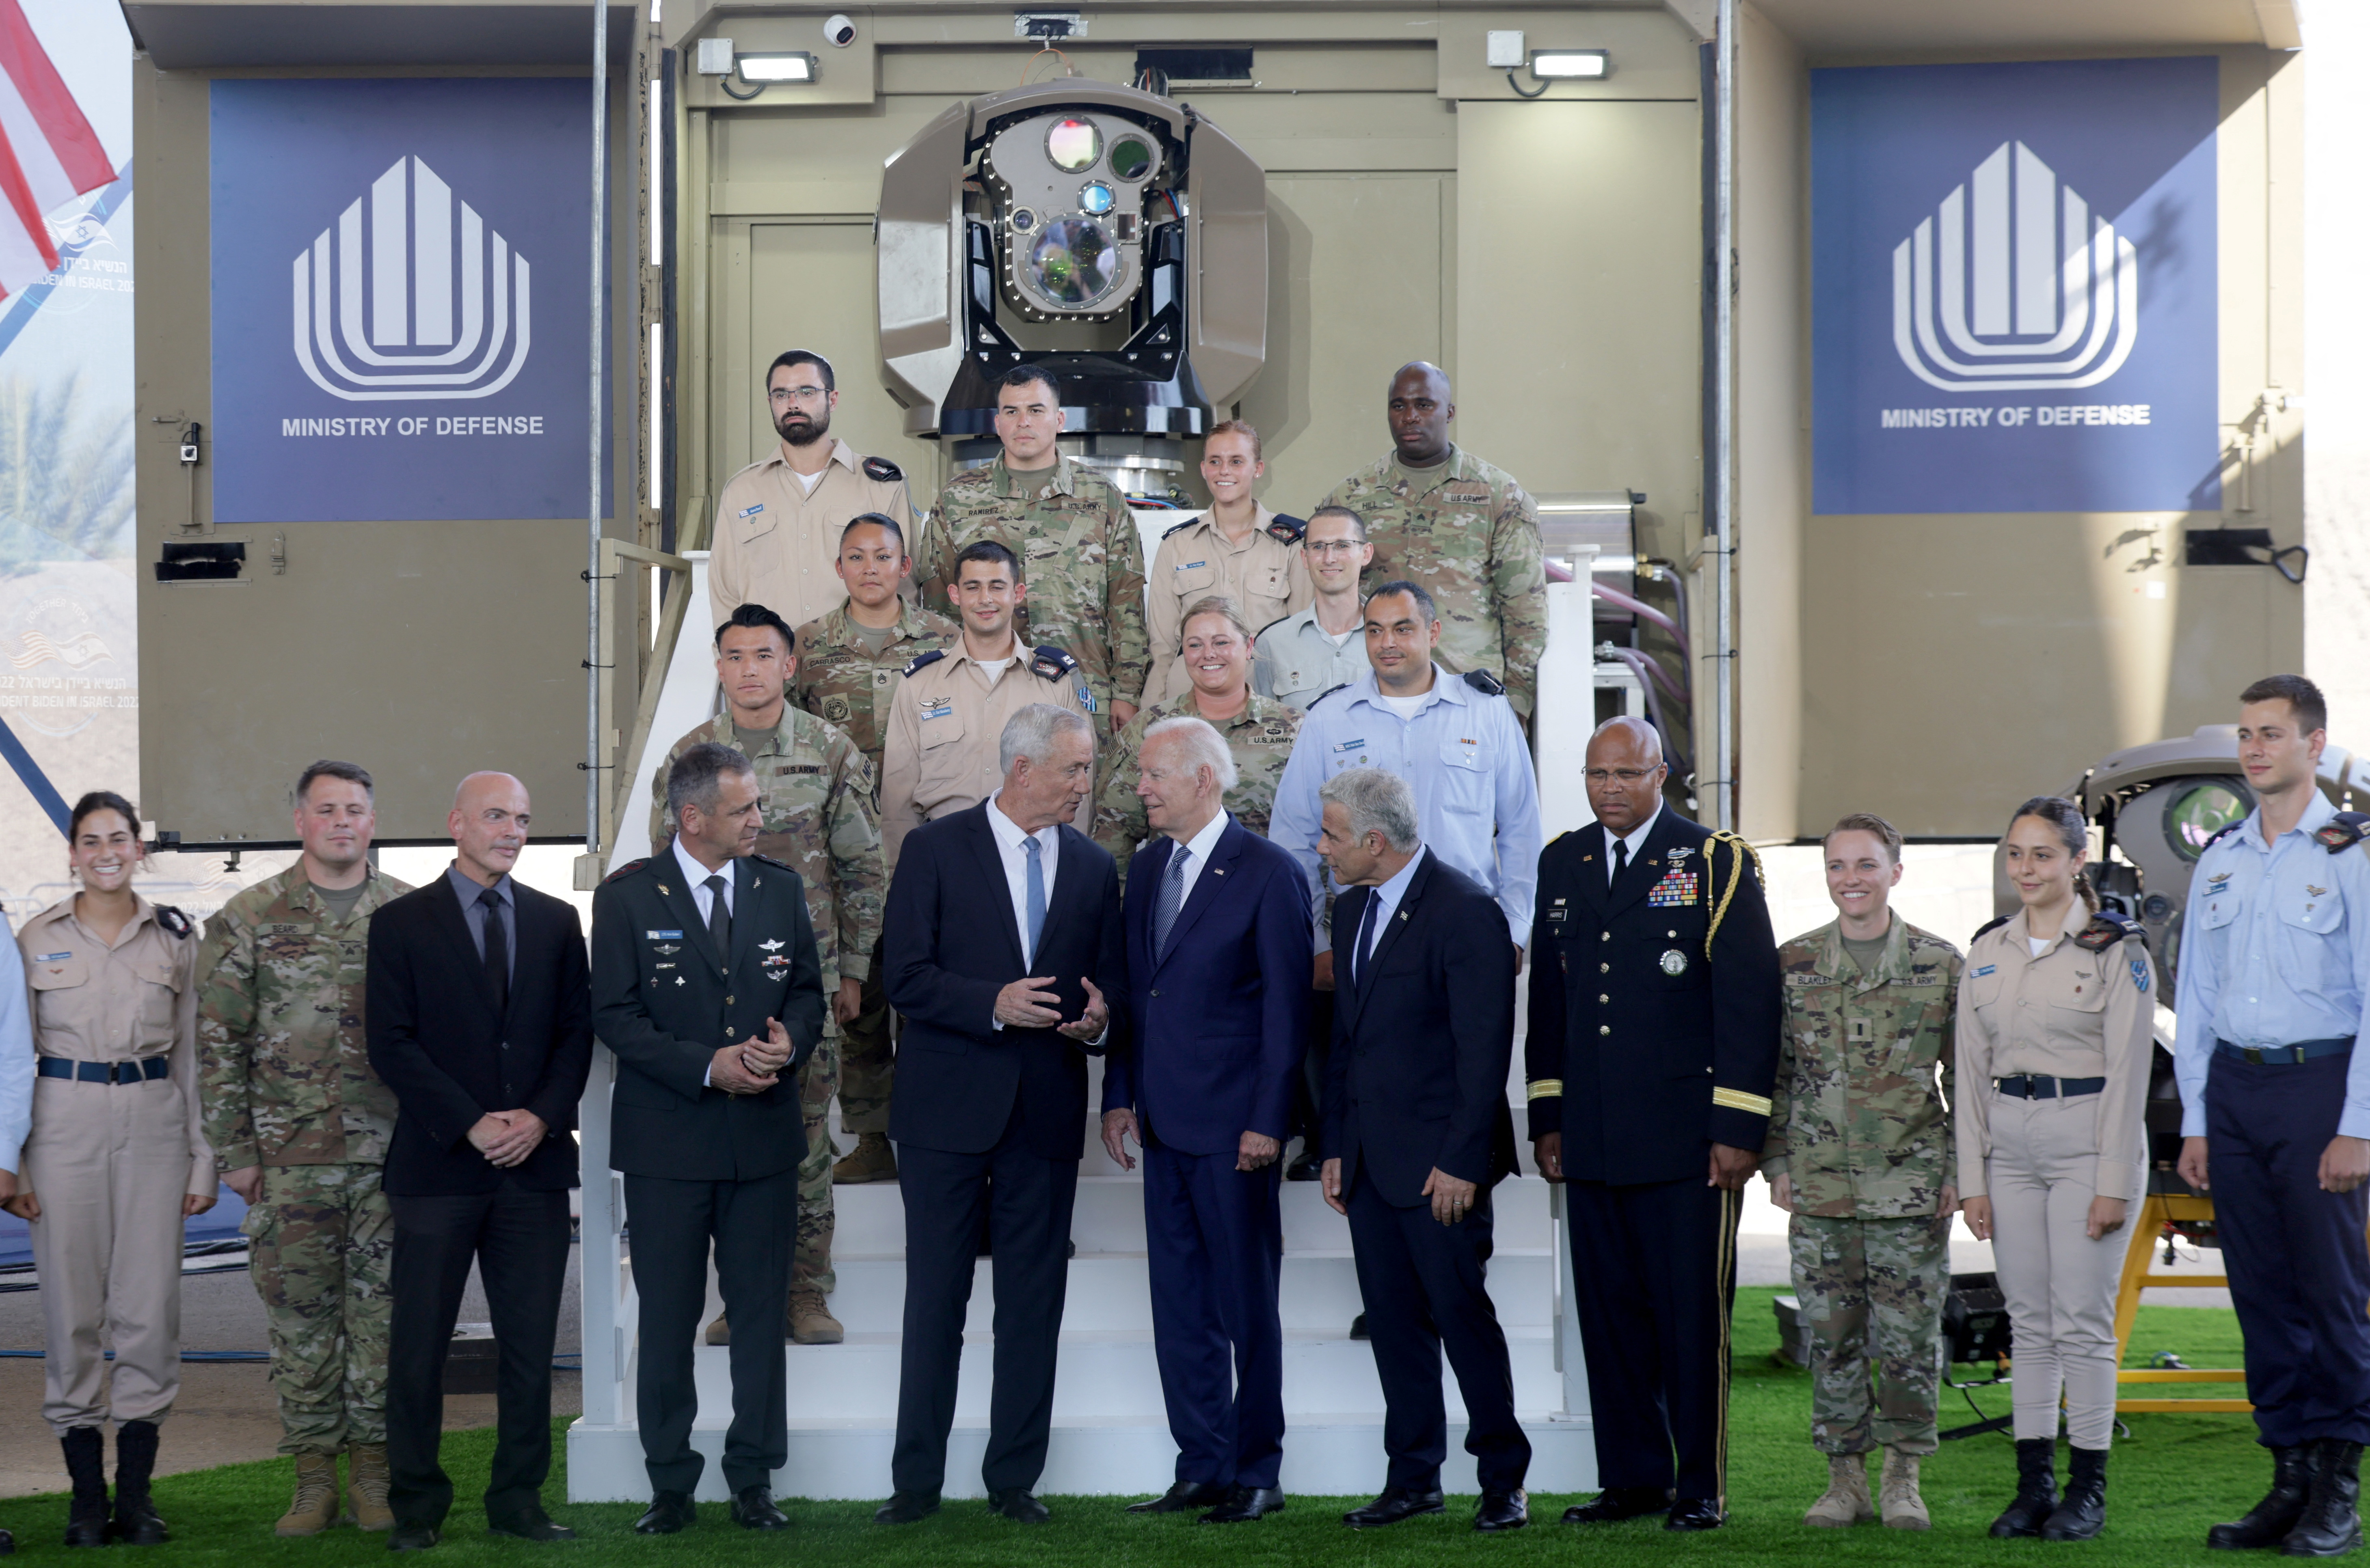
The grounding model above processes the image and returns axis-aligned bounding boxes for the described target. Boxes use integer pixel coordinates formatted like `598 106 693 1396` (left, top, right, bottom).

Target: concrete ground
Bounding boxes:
0 1251 582 1499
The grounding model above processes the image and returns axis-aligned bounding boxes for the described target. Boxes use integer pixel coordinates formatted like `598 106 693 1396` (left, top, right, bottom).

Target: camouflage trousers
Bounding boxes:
1788 1211 1951 1456
795 1031 840 1297
243 1162 393 1456
837 937 893 1136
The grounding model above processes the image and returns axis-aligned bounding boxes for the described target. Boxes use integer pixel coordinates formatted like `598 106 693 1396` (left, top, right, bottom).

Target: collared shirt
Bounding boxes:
1358 844 1428 971
1162 808 1233 910
2176 789 2370 1138
709 438 915 631
880 638 1091 871
1251 603 1372 711
1606 807 1661 887
1141 507 1311 709
1268 663 1542 940
672 837 738 924
984 790 1061 971
791 597 960 770
445 864 516 982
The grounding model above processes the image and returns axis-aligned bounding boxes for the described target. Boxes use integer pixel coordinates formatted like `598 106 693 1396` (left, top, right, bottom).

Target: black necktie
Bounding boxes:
704 874 730 961
478 886 508 1016
1352 891 1380 992
1612 836 1629 889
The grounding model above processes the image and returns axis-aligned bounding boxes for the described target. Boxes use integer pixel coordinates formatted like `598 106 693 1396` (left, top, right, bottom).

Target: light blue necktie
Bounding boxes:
1023 836 1047 959
1153 846 1191 958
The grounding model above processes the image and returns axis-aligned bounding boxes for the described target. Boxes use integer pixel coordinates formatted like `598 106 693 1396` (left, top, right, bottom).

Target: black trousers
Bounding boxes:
1345 1171 1530 1493
624 1168 796 1495
1567 1176 1740 1501
892 1106 1079 1496
385 1184 572 1526
2209 1051 2370 1446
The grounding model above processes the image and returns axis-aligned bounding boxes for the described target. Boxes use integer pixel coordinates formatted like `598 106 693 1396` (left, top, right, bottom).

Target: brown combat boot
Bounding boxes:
832 1133 898 1184
345 1443 395 1532
274 1453 342 1537
1804 1452 1874 1527
1880 1448 1931 1531
789 1287 845 1345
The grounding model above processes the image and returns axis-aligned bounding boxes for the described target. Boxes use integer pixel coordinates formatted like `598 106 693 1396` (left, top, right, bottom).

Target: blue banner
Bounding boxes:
209 79 605 523
1811 57 2219 516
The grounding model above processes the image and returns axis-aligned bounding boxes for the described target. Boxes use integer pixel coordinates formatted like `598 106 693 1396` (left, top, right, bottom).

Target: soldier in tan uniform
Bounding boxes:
709 349 916 630
1093 595 1302 882
914 365 1149 732
1140 422 1310 711
1318 362 1547 722
11 792 214 1548
791 515 957 1185
648 602 883 1346
882 538 1091 871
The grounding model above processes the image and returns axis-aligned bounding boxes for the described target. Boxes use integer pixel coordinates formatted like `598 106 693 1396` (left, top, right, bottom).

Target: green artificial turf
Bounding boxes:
13 1288 2273 1565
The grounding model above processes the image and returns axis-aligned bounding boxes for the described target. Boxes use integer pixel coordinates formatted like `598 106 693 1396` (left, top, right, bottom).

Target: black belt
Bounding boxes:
1994 1073 2104 1100
2214 1037 2356 1066
37 1057 168 1085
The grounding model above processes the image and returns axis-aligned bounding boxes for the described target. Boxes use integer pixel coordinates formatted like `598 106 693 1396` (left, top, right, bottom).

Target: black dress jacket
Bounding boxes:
365 872 594 1195
590 851 827 1184
883 800 1126 1161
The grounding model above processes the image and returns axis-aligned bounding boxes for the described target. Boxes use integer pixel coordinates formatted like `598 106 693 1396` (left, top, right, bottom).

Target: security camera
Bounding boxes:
824 14 856 46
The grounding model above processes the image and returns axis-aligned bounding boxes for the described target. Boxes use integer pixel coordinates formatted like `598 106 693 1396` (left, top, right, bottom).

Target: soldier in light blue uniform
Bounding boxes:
1268 581 1540 961
2174 674 2370 1558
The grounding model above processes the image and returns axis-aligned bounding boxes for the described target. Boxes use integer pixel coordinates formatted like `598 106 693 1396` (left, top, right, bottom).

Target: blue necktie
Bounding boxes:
1352 891 1380 992
1023 836 1046 960
1153 846 1191 958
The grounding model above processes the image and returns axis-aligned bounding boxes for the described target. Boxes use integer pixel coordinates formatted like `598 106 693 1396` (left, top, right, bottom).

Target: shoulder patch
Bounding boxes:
2316 811 2370 854
1265 512 1307 544
901 649 946 678
1031 644 1080 681
1462 668 1506 698
2072 910 2141 953
862 455 903 484
1308 682 1352 710
1160 517 1200 540
1972 914 2010 944
603 858 650 884
154 904 192 939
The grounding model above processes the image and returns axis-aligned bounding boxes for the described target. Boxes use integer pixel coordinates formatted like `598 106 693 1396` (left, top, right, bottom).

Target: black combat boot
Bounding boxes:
112 1420 168 1545
2041 1445 2108 1541
60 1426 108 1547
1990 1438 2060 1538
2211 1445 2317 1550
2283 1439 2366 1558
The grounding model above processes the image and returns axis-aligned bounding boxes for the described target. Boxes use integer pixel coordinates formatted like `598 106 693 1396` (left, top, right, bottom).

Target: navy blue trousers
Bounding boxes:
1143 1143 1285 1488
2208 1051 2370 1447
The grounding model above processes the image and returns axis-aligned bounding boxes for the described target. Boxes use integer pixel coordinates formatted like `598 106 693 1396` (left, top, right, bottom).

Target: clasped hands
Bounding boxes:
994 975 1109 1043
710 1017 796 1097
1100 1110 1277 1174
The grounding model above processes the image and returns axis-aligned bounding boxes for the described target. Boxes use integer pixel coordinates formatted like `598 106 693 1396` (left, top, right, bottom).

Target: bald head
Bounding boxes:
449 771 530 885
1387 362 1455 466
1584 716 1668 836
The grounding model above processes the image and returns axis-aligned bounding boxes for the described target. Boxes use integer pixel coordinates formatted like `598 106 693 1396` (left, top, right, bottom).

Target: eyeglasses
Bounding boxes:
1583 768 1657 785
768 385 830 406
1304 540 1363 556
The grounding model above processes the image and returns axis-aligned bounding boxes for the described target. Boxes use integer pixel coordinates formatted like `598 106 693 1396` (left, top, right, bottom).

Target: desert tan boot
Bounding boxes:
833 1133 899 1184
1805 1452 1874 1528
346 1442 395 1531
1880 1447 1931 1531
275 1453 343 1537
789 1287 845 1345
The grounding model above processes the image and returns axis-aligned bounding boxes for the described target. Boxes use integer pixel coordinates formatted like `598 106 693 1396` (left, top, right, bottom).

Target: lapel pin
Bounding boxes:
658 883 671 895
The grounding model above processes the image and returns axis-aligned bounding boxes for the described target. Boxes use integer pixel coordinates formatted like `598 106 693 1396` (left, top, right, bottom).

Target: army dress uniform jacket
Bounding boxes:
791 599 960 770
1525 812 1782 1185
916 454 1149 719
1139 508 1311 710
1762 917 1961 1219
879 642 1092 871
591 852 827 1184
199 866 415 1171
1318 445 1546 721
709 439 914 631
1090 691 1303 881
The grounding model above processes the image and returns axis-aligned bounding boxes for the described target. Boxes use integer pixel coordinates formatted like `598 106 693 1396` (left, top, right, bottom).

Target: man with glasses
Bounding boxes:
1253 507 1374 712
711 349 917 630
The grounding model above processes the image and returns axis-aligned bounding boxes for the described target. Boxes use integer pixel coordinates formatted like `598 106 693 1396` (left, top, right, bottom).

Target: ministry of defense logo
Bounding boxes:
292 155 531 402
1892 141 2137 394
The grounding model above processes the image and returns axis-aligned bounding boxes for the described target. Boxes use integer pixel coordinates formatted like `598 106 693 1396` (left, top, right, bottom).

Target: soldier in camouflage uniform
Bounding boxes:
791 515 957 1185
1091 595 1301 882
914 366 1149 731
198 760 413 1536
1317 363 1547 722
650 602 882 1345
1761 812 1961 1533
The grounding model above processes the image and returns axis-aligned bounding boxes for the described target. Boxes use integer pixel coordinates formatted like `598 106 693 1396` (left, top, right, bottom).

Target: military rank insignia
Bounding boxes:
1647 868 1699 908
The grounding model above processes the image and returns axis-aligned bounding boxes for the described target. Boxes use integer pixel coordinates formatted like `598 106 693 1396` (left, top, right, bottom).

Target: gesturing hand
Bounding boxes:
995 977 1063 1029
1059 979 1110 1044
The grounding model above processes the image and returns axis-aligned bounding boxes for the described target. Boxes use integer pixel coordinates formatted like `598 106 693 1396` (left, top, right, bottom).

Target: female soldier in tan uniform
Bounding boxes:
8 792 216 1546
1140 422 1311 710
1956 796 2154 1544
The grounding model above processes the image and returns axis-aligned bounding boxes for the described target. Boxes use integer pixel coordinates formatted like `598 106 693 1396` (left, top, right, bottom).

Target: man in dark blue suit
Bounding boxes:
1317 767 1529 1533
1101 717 1311 1524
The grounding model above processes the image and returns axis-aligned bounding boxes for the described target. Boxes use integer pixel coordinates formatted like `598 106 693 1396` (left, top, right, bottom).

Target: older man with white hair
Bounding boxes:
1102 718 1311 1523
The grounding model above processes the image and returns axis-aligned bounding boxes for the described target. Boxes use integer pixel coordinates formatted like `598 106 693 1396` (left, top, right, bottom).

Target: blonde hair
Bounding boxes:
1204 420 1262 462
1181 594 1253 642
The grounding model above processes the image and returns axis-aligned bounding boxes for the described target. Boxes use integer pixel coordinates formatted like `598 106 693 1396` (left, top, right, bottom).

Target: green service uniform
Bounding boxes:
1089 692 1303 884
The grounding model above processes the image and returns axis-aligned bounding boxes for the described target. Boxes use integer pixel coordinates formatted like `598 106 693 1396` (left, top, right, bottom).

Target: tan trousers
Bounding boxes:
1983 1091 2142 1450
22 1076 194 1434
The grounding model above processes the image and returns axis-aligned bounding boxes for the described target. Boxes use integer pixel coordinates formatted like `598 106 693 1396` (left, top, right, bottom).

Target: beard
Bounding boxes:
777 408 832 448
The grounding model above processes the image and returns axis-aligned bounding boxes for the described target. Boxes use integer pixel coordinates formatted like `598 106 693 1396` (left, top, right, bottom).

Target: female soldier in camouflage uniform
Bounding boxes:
1762 813 1960 1531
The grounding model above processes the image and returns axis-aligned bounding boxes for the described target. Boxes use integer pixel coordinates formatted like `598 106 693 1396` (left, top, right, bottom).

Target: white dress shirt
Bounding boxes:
1604 806 1662 887
672 836 738 922
1355 845 1429 975
985 790 1061 971
1161 808 1233 912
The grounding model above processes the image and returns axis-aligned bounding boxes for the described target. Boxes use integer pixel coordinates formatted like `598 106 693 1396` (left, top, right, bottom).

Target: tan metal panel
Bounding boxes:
1434 8 1702 100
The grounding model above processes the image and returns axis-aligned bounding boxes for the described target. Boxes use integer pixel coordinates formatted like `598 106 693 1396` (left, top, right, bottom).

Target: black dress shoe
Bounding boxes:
1349 1313 1370 1340
731 1487 790 1530
1127 1482 1229 1514
487 1508 576 1543
388 1523 441 1553
1285 1154 1322 1182
988 1488 1050 1524
1475 1490 1530 1532
1343 1486 1446 1528
0 1527 16 1555
1666 1497 1727 1531
634 1492 695 1535
873 1491 940 1525
1562 1486 1674 1524
1200 1486 1285 1523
